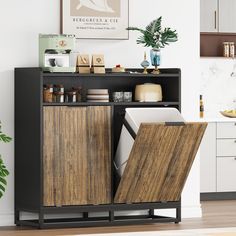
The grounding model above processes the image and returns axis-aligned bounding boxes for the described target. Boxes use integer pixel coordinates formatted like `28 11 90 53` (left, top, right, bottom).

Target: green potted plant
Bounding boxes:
127 16 178 74
0 121 12 198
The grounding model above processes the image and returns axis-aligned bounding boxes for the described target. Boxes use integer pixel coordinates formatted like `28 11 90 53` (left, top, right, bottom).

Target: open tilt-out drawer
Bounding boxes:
114 108 207 204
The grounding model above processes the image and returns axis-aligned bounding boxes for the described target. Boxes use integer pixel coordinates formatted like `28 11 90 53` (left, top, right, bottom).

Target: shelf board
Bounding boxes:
42 68 180 78
43 102 180 106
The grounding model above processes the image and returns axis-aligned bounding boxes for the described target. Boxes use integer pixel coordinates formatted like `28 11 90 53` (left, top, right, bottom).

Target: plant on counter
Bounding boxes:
0 121 12 198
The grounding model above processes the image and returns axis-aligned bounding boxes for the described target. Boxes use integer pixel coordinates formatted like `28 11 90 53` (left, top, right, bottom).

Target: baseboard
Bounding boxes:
156 204 202 219
0 213 14 226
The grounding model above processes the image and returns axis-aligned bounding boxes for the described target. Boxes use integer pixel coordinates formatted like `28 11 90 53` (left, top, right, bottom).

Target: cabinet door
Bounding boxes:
219 0 236 33
86 106 111 205
217 157 236 192
114 123 207 203
200 0 218 32
43 106 111 206
200 123 217 193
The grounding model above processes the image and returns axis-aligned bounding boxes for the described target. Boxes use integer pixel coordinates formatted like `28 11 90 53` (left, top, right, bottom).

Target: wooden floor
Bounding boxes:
0 201 236 236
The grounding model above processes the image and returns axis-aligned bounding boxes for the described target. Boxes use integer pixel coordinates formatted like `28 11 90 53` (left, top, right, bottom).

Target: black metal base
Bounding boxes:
15 201 181 229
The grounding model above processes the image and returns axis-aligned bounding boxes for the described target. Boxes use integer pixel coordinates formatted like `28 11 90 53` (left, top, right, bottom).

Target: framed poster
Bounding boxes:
61 0 129 39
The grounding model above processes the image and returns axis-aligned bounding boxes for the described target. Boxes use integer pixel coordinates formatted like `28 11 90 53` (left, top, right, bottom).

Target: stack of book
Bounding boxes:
86 89 109 102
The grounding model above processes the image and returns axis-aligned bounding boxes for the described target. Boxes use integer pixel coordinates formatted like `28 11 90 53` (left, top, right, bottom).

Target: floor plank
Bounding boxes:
0 201 236 235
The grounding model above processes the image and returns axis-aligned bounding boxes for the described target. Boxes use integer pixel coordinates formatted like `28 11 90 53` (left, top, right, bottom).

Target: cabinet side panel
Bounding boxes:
15 68 42 210
200 123 217 193
87 106 111 204
60 107 88 205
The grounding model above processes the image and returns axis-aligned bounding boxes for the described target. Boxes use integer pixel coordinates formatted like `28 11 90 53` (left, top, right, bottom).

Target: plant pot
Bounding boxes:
150 48 161 74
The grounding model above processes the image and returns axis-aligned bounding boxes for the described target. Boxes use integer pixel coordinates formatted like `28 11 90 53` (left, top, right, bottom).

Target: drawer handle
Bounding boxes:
235 123 236 126
235 157 236 160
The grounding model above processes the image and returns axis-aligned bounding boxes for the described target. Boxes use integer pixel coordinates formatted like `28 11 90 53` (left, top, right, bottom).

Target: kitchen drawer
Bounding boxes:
217 122 236 139
217 157 236 192
217 139 236 156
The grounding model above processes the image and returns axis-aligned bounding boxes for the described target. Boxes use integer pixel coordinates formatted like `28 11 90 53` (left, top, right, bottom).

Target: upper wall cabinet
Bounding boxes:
219 0 236 33
201 0 236 33
200 0 218 32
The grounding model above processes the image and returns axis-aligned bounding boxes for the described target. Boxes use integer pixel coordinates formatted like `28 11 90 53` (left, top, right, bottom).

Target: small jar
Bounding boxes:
230 42 235 58
55 91 64 103
54 84 64 93
72 87 82 102
66 91 77 103
223 42 230 57
43 84 53 103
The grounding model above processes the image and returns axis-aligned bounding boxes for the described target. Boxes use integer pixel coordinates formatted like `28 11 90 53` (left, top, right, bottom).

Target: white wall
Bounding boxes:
0 0 200 226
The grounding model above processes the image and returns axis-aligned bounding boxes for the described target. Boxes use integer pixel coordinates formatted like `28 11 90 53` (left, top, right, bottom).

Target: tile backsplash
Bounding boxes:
200 58 236 117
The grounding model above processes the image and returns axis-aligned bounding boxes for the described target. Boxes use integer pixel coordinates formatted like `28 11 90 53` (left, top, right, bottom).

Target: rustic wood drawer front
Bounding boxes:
43 106 111 207
114 122 207 203
217 139 236 157
217 122 236 139
217 157 236 192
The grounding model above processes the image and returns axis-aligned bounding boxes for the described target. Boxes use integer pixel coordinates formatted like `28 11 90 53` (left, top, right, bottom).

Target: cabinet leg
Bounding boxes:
83 212 89 219
109 211 114 222
15 209 20 226
175 206 181 223
149 209 155 217
39 212 44 229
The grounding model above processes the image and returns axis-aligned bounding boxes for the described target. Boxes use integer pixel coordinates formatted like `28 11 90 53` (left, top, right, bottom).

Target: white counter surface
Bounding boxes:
191 115 236 123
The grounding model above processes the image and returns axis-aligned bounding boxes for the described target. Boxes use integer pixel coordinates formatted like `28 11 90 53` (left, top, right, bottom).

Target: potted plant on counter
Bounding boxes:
127 16 178 74
0 121 12 198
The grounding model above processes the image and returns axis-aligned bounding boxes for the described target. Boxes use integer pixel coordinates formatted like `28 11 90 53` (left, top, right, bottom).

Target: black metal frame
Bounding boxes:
15 68 182 229
15 201 181 229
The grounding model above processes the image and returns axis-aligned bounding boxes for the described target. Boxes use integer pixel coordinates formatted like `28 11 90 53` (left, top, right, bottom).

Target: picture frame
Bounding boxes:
61 0 129 40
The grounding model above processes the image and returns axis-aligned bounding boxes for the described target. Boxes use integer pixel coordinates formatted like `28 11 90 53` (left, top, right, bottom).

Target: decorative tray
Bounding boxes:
220 110 236 118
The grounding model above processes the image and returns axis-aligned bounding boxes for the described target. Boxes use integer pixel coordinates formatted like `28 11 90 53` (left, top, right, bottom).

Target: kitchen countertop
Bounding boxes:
193 115 236 123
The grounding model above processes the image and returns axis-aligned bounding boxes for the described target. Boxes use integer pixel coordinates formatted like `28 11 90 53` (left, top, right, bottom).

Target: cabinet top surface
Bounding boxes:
15 67 181 78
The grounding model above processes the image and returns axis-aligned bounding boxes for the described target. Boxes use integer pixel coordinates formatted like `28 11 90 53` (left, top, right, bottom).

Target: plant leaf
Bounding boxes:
0 184 5 193
0 133 12 143
146 16 162 34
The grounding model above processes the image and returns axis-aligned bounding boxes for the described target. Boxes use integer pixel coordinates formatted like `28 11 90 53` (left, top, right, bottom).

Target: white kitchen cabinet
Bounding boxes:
200 123 217 193
217 139 236 157
217 157 236 192
200 122 236 194
200 0 218 32
217 122 236 139
219 0 236 33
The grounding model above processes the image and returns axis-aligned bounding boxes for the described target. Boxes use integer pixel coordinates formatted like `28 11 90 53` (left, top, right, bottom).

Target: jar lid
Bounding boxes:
46 84 53 88
55 84 64 88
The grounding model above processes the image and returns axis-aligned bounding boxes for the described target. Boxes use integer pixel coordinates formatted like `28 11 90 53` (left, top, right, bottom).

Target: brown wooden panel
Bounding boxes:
114 122 207 203
43 106 111 206
43 107 61 206
87 106 111 205
200 33 236 57
60 107 88 206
